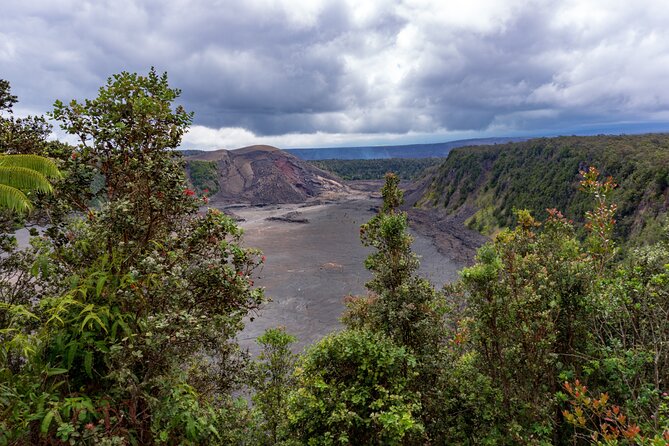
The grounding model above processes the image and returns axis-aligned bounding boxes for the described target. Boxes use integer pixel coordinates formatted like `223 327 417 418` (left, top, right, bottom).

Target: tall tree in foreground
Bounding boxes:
50 68 195 251
284 174 431 445
347 172 445 355
343 172 449 441
1 70 264 445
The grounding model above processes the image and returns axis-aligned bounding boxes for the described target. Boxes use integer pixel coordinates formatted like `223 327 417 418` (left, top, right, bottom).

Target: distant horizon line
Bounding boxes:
286 127 669 150
180 128 669 152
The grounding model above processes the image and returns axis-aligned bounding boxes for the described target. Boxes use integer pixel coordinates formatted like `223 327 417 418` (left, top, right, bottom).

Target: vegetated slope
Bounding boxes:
287 137 528 160
186 160 220 195
411 134 669 244
309 158 444 180
186 145 349 204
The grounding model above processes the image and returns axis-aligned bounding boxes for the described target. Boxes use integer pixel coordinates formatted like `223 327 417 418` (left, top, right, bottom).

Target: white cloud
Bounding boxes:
397 0 530 33
182 124 482 149
3 0 669 146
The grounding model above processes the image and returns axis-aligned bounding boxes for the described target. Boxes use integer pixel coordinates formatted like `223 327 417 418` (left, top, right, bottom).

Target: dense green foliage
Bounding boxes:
340 171 668 444
1 72 264 444
288 330 422 445
310 158 441 180
0 82 61 213
186 160 219 196
249 327 297 445
448 209 595 442
0 154 61 213
436 171 669 444
419 134 669 245
0 80 53 157
2 73 668 445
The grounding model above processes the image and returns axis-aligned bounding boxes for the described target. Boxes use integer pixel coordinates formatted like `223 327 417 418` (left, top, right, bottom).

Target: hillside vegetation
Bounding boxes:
186 160 219 195
417 134 669 244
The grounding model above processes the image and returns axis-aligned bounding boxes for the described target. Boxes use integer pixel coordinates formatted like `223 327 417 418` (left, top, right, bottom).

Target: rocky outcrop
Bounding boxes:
187 145 349 204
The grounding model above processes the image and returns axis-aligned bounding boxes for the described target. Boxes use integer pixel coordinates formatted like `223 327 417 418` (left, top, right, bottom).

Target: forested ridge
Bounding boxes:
309 158 442 181
1 72 668 445
416 134 669 246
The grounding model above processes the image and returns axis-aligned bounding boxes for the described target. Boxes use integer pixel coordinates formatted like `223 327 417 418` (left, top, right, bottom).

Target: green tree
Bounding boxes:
348 173 445 355
438 169 626 443
287 330 423 445
0 79 17 112
0 79 53 156
449 208 595 442
50 68 194 251
343 173 450 441
0 70 264 444
250 327 298 445
573 225 669 440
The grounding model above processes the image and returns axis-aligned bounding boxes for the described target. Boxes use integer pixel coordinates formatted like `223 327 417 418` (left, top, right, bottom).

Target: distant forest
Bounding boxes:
286 137 527 160
310 157 442 180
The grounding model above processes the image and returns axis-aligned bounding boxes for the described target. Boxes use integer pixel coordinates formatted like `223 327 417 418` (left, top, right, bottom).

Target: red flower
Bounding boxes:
71 151 78 160
184 188 196 196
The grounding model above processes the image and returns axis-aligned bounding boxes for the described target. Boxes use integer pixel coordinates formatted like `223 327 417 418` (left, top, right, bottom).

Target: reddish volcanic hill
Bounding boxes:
186 145 349 204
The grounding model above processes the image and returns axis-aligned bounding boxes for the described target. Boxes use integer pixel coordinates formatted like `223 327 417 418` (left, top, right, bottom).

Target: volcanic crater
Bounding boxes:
187 145 350 205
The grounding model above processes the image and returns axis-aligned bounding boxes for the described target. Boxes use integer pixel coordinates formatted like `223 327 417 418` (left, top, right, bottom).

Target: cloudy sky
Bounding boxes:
3 0 669 149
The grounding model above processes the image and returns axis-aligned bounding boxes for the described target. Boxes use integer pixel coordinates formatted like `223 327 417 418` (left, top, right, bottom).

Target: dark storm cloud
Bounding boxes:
401 11 557 130
2 0 669 147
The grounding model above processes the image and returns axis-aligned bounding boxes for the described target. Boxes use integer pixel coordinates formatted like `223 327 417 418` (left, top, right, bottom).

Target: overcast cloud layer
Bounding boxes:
3 0 669 149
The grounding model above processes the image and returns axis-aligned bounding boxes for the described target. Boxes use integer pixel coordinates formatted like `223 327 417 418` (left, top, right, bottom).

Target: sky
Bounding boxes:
3 0 669 150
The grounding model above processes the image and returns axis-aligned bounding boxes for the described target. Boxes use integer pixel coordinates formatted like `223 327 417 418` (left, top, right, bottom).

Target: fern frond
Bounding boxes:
0 184 31 213
0 166 53 193
0 154 62 179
